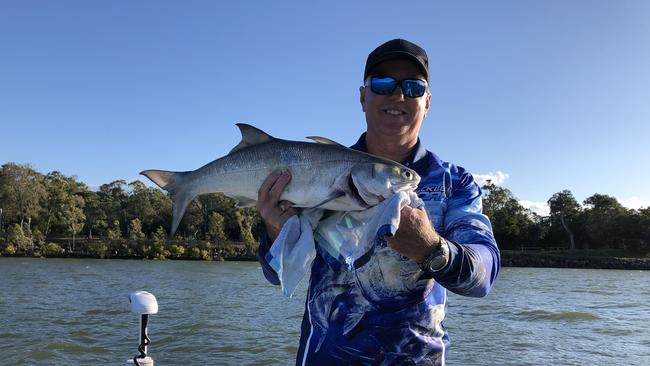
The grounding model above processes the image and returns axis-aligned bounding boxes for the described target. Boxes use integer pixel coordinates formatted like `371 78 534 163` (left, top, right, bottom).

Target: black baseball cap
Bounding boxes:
364 39 429 82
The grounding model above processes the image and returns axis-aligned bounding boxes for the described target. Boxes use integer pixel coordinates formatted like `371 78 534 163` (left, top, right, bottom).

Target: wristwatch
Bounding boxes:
419 237 450 273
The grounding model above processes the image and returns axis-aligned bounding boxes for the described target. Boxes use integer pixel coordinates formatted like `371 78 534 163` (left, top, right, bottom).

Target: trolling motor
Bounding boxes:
125 291 158 366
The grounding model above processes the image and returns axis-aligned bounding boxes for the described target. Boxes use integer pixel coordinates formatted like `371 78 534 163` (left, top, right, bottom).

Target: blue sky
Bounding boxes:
1 1 649 215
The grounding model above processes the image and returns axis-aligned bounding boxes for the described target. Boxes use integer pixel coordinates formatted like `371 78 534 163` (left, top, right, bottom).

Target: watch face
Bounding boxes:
424 240 449 272
429 254 447 272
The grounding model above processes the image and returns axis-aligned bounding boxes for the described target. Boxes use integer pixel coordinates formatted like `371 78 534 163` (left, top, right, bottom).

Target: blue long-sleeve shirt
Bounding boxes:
258 134 500 365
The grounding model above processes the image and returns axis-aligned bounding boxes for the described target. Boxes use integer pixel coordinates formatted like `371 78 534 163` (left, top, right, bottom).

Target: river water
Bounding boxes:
0 258 648 365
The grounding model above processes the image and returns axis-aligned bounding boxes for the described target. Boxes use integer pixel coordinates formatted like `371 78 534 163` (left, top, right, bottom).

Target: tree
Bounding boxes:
129 218 146 257
99 180 129 236
128 218 146 241
81 190 106 239
7 224 31 255
150 226 170 259
107 219 122 241
0 163 46 230
548 190 581 250
43 242 64 257
207 211 227 244
236 208 259 246
481 182 533 249
582 194 628 249
126 180 172 235
41 172 86 251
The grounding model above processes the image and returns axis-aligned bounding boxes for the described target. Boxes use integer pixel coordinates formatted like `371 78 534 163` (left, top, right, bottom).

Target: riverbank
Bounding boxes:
3 240 649 270
501 250 650 270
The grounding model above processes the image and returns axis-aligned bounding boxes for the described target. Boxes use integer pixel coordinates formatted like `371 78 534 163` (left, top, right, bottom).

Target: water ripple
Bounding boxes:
516 309 599 321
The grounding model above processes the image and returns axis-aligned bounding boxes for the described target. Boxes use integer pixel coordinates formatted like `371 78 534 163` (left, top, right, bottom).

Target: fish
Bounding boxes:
141 123 420 236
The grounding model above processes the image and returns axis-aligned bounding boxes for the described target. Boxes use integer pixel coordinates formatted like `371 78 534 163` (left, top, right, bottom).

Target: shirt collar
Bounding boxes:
350 132 430 176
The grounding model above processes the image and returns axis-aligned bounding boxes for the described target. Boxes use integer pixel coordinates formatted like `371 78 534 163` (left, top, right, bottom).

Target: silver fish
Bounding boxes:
141 124 420 235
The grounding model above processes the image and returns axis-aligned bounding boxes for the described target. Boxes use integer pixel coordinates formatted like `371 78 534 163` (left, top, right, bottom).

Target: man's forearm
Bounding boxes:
433 237 500 297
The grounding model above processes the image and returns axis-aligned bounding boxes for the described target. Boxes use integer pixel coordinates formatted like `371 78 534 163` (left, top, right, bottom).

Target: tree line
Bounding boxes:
482 182 649 254
1 163 648 259
0 163 261 259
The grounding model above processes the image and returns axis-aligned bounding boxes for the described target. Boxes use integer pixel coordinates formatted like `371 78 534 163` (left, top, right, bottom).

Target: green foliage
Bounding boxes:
236 208 259 245
207 211 227 244
149 226 170 259
7 224 31 254
99 180 129 236
107 219 122 241
481 183 534 249
547 190 582 250
43 242 64 257
110 240 132 257
188 246 211 260
81 190 105 239
168 244 185 259
3 244 17 255
581 194 628 249
0 163 46 228
88 242 109 259
41 171 86 237
128 218 146 241
32 229 46 247
126 181 172 235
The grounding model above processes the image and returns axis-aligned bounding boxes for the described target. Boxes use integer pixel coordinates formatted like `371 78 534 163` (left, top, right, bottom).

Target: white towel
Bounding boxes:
268 191 423 297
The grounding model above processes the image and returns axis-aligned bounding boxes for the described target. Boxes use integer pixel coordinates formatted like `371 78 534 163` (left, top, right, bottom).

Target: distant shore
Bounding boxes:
2 240 649 270
500 250 650 270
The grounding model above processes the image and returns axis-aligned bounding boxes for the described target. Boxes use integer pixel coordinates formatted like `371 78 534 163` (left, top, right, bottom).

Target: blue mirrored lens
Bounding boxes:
401 80 426 97
370 77 398 94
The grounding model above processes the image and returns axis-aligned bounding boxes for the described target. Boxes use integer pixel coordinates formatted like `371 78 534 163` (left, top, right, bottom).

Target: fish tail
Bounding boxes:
140 169 194 237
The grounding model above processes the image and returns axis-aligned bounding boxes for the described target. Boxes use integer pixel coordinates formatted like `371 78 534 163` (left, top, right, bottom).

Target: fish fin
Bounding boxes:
140 170 177 191
230 123 275 153
232 196 257 208
140 169 193 237
170 190 195 238
309 191 345 209
306 136 345 147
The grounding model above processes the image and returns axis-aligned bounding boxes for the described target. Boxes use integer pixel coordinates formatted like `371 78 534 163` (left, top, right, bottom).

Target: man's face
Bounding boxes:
360 58 431 140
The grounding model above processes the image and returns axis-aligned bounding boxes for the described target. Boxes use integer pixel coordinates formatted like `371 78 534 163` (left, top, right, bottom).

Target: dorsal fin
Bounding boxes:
306 136 345 147
230 123 275 153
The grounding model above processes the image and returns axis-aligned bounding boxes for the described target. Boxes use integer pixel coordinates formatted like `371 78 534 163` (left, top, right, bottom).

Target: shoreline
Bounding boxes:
500 250 650 270
3 247 649 270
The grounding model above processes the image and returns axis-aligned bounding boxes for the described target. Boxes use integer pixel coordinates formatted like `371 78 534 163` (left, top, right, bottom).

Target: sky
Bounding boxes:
1 0 649 216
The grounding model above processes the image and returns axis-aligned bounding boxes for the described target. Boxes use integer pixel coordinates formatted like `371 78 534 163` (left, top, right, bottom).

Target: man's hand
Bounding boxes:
387 205 441 263
257 170 300 242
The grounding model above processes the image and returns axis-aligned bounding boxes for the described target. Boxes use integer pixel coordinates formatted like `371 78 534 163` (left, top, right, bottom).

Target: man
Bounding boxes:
257 39 500 365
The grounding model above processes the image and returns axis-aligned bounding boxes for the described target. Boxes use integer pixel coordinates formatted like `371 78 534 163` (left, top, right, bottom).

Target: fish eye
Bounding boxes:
402 170 412 179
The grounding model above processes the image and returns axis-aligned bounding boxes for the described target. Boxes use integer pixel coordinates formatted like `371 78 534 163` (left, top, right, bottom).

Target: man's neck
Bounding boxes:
365 131 418 163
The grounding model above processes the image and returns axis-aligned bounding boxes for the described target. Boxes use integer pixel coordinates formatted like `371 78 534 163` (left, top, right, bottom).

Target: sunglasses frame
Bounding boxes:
365 76 428 98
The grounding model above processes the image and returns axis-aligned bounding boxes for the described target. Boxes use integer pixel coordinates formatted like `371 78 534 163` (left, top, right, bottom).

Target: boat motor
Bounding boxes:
125 291 158 366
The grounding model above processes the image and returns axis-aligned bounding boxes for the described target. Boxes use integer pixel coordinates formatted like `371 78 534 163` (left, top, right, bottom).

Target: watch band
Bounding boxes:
419 237 450 273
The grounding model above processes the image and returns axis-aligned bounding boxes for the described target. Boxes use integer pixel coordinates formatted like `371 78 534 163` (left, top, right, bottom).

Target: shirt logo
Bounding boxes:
419 185 445 193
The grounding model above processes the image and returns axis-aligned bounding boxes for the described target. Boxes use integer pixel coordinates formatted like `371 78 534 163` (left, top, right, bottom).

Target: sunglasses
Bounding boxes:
365 76 428 98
